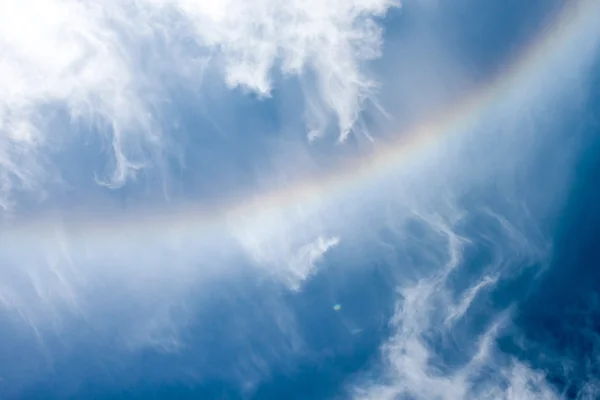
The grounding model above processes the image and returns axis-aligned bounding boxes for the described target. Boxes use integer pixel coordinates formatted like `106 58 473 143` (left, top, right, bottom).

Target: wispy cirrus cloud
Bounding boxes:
154 0 396 142
0 0 396 209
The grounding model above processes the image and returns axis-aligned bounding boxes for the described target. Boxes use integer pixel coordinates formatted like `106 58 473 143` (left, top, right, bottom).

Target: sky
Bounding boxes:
1 0 600 399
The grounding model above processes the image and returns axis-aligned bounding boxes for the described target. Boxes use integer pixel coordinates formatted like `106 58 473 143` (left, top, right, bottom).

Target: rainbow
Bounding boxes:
3 0 600 247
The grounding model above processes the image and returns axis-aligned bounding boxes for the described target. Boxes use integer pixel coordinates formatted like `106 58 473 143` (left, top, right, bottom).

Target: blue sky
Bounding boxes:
1 0 600 399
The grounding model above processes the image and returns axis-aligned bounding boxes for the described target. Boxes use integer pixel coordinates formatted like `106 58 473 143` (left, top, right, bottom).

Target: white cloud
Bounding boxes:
0 0 396 209
349 209 563 400
154 0 396 141
0 0 161 206
227 196 340 289
288 235 340 289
